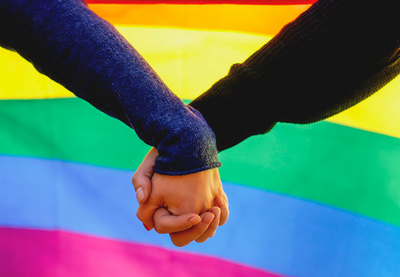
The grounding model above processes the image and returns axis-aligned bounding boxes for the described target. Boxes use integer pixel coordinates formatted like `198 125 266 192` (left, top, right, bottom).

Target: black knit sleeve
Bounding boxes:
190 0 400 151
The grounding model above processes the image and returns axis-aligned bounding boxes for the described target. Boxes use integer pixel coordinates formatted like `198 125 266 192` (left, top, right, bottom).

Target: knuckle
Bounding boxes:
195 237 208 243
131 175 140 187
170 234 189 247
223 195 229 207
131 173 138 182
154 223 167 234
210 231 216 238
136 210 145 222
172 239 187 247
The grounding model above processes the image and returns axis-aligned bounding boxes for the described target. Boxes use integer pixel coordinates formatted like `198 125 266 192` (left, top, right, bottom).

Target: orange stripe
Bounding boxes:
89 4 310 36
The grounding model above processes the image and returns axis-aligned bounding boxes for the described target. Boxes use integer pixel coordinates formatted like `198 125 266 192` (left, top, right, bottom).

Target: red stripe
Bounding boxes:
85 0 317 5
0 227 283 277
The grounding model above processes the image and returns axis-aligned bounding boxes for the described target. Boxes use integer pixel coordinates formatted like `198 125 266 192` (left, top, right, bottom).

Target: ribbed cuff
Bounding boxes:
153 105 222 175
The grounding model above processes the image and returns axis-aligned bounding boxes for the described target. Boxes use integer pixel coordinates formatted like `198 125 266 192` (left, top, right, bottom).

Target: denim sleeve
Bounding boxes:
0 0 221 175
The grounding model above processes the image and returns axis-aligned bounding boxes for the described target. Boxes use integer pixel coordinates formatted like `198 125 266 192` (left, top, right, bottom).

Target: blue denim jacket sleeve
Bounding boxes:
0 0 221 175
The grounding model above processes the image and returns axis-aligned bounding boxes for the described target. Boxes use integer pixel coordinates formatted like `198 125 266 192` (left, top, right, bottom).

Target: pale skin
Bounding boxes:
132 148 229 247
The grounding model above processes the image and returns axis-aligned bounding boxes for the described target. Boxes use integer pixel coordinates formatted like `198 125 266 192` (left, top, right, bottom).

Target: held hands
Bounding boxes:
132 148 229 247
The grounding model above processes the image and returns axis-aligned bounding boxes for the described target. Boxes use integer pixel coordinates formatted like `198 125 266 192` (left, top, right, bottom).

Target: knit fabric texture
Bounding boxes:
0 0 221 175
191 0 400 151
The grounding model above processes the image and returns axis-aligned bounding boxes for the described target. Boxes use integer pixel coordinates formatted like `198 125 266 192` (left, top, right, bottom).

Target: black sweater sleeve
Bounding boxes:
190 0 400 151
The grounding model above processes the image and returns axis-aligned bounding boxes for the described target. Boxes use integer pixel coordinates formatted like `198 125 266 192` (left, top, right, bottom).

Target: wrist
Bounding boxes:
153 106 221 175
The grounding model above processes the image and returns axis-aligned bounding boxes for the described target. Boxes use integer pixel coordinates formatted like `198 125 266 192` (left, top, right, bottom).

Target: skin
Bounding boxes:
132 148 229 247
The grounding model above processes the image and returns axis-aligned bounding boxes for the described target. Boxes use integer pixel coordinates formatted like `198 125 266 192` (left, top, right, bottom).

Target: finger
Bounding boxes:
132 148 158 204
215 196 229 226
132 173 152 204
195 206 221 243
170 212 215 247
136 202 160 231
153 208 201 234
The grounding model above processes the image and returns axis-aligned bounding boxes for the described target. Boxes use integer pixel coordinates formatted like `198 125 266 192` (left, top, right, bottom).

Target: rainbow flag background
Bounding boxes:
1 1 400 276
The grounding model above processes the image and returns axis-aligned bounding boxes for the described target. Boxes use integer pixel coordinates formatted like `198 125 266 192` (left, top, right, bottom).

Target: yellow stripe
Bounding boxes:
118 27 270 99
1 26 400 139
328 76 400 139
0 50 74 99
0 26 269 100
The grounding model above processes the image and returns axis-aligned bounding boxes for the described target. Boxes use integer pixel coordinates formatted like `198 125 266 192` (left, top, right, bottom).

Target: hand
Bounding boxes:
132 148 229 246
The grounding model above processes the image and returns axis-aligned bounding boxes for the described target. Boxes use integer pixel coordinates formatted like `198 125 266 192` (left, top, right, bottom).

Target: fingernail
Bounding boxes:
203 213 214 225
136 187 144 203
143 223 151 231
188 215 201 226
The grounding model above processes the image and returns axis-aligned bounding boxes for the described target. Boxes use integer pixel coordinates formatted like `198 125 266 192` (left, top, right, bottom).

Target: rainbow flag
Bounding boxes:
1 1 400 276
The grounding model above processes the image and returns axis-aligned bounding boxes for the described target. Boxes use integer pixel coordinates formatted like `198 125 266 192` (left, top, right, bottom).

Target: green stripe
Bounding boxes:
219 122 400 227
0 98 151 170
1 98 400 227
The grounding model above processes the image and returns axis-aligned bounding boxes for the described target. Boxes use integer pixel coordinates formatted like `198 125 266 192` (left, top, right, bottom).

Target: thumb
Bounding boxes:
132 170 152 204
132 148 158 204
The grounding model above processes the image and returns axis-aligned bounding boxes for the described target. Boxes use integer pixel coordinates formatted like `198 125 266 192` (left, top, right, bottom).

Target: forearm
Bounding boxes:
190 0 400 151
0 0 221 174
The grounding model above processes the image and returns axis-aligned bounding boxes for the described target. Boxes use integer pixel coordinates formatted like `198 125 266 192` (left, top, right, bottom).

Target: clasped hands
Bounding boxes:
132 148 229 247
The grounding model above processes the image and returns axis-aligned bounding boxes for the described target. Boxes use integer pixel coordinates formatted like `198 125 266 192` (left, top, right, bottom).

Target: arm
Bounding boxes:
133 0 399 244
190 0 400 151
134 0 400 242
0 0 221 175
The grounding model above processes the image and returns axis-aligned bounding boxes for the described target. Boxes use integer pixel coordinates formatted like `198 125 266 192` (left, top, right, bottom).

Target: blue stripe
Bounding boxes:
1 155 400 277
